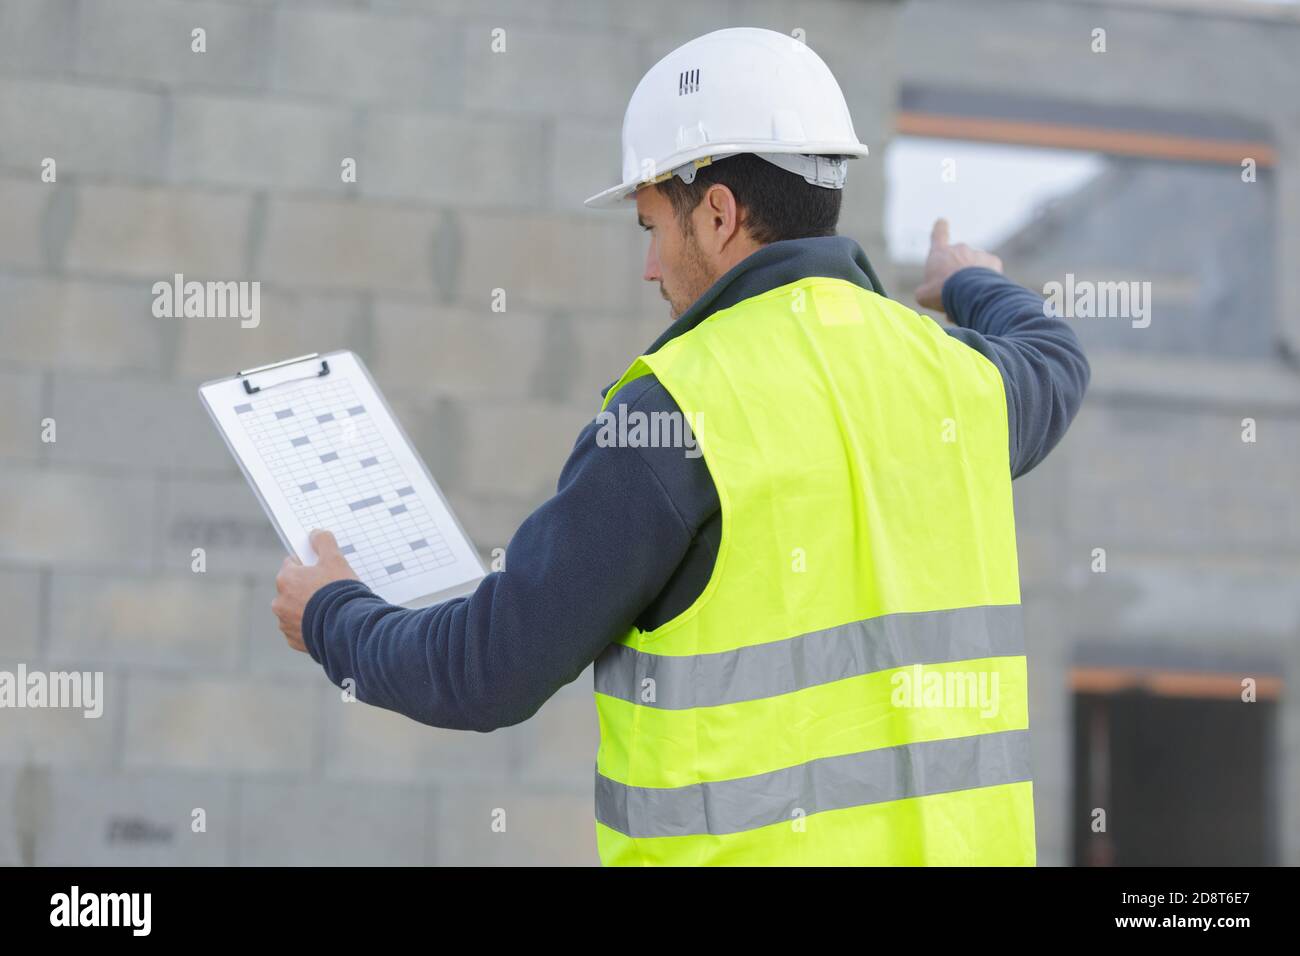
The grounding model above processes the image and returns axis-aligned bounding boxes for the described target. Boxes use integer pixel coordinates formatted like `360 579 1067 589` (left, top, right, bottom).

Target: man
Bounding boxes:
274 27 1089 865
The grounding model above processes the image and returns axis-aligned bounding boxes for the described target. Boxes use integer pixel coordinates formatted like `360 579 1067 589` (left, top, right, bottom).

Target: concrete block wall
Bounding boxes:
0 0 899 865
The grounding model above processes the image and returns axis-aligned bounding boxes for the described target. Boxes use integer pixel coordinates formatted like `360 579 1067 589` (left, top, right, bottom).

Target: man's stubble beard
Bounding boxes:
665 232 716 321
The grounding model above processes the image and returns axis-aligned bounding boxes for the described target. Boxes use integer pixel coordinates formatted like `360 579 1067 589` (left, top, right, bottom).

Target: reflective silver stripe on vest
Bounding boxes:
596 727 1032 839
594 604 1023 711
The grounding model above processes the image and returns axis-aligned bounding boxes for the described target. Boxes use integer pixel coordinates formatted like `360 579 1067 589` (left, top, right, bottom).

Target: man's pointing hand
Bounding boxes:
913 218 1004 312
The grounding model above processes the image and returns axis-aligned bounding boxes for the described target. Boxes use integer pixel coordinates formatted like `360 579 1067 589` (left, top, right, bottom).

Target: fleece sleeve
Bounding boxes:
941 266 1092 478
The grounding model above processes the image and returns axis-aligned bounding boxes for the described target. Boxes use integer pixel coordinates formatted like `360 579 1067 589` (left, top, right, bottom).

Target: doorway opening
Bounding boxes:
1072 666 1280 866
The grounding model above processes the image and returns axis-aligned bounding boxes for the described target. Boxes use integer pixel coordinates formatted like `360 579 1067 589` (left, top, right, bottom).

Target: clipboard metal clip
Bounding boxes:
238 353 331 395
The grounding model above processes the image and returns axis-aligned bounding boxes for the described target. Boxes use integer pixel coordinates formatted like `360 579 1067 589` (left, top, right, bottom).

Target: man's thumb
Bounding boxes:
309 529 340 559
930 217 950 250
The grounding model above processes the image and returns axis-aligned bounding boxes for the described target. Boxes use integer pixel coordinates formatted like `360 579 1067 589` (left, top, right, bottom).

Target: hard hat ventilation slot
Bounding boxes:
678 68 700 95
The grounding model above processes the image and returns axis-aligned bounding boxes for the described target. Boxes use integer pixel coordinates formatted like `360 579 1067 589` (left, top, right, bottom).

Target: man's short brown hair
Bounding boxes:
655 152 843 244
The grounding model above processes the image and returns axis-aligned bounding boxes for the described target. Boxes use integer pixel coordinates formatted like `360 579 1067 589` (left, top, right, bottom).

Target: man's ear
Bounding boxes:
702 183 742 249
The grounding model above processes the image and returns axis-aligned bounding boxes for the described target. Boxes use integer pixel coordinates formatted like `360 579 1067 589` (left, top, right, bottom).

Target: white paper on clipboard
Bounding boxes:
199 350 485 607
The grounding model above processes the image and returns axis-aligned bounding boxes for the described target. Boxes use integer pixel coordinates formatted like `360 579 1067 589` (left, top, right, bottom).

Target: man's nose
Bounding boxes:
643 239 661 283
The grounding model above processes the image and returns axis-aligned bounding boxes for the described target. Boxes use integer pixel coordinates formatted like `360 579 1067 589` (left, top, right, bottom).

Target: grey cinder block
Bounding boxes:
122 675 315 773
0 465 156 571
48 572 244 672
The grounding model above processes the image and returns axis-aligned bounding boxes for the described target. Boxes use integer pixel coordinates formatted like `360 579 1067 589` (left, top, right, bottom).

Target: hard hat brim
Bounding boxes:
583 141 871 209
583 180 641 209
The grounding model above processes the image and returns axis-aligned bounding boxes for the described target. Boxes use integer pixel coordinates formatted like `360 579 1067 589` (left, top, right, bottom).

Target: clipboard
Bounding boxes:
199 350 485 608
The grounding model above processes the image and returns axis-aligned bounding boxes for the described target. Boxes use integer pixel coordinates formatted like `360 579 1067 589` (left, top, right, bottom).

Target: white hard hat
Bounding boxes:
584 27 870 209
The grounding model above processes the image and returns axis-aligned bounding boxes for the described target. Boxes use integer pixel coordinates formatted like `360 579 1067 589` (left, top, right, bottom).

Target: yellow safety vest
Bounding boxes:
593 275 1035 865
